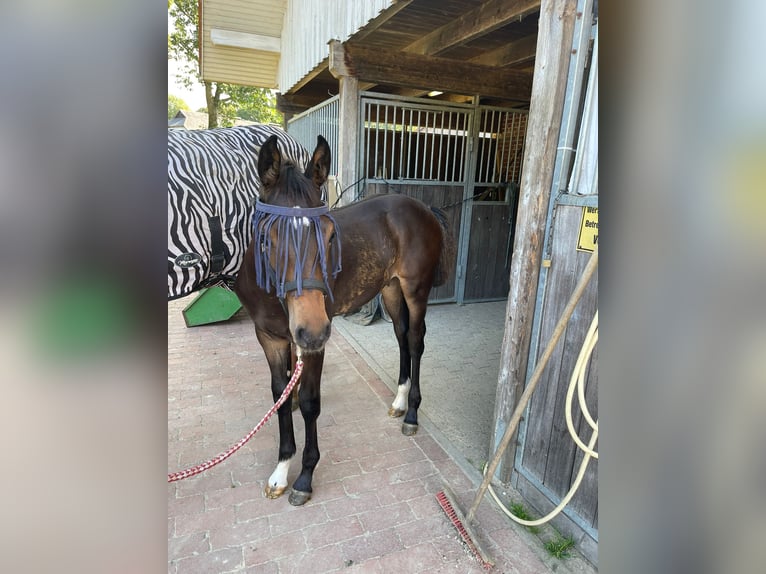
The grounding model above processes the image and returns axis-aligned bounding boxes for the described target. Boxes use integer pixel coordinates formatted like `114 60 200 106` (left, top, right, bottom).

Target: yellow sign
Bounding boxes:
577 206 599 252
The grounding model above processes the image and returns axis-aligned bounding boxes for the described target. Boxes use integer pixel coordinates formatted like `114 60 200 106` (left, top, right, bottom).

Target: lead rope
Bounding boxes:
168 355 304 483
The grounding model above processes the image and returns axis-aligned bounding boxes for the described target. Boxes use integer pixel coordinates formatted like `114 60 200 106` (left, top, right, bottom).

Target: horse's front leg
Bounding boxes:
257 332 295 499
288 350 325 506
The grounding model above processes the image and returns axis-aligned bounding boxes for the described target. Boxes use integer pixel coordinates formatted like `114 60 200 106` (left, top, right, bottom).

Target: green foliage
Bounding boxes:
168 94 189 119
508 502 540 534
168 0 281 128
544 535 575 559
219 86 283 127
168 0 199 90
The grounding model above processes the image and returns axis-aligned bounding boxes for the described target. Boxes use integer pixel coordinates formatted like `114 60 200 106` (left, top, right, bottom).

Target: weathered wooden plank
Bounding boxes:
329 40 533 101
352 0 417 41
405 0 541 56
515 470 598 564
568 342 598 523
521 207 578 479
490 0 578 482
541 252 597 494
470 34 538 67
518 205 597 525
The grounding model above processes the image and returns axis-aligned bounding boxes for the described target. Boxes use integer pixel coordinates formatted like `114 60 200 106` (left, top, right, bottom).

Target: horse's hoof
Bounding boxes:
288 489 312 506
388 407 405 418
401 422 419 436
264 484 287 499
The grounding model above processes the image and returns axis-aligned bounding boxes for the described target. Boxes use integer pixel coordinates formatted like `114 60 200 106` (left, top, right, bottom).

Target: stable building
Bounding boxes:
199 0 599 563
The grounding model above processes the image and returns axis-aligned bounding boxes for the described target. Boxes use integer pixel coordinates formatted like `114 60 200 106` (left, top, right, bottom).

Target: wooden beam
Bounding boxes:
353 0 418 41
276 93 311 115
329 40 533 102
328 40 351 78
405 0 541 56
470 34 537 67
287 59 330 95
491 0 578 482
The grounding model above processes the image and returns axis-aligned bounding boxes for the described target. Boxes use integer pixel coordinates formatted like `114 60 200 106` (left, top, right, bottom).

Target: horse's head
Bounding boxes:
254 135 340 353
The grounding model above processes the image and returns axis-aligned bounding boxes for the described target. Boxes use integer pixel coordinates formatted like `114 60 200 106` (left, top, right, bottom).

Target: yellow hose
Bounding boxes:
486 310 598 526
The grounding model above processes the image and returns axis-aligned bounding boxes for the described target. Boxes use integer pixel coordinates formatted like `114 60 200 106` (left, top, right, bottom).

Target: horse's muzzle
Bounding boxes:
294 322 332 352
287 289 332 353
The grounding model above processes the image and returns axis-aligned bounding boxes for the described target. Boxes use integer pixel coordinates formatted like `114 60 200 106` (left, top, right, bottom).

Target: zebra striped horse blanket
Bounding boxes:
168 125 309 300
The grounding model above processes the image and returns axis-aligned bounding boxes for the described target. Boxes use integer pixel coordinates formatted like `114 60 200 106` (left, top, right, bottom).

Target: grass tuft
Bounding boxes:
544 535 575 559
508 502 540 534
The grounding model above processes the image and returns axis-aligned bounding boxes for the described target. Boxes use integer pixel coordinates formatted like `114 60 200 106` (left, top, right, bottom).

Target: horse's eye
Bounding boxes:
328 231 336 244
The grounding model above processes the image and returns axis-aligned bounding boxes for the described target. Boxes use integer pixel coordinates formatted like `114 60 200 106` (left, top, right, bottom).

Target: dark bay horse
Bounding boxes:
233 134 453 505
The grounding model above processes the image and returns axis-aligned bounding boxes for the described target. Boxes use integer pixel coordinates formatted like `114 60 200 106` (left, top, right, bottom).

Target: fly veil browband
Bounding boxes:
252 200 342 301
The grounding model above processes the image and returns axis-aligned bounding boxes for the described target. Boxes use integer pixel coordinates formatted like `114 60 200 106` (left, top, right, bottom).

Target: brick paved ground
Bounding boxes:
168 296 586 573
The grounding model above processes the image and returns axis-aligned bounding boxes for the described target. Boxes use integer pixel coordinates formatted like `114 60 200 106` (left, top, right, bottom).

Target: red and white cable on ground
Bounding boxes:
168 356 304 483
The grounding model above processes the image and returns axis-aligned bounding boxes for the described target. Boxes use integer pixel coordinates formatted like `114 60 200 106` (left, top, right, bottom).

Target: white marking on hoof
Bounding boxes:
265 459 291 499
390 379 410 417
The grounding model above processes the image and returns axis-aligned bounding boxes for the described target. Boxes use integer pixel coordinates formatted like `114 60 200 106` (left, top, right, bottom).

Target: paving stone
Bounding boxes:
339 528 403 564
173 546 243 574
168 296 587 574
303 516 365 550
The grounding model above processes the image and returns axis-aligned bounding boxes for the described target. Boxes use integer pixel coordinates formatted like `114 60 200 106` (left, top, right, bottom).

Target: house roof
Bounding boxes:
168 110 260 130
168 110 210 130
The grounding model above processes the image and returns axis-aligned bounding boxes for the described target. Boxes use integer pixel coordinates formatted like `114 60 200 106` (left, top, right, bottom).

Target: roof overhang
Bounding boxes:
199 0 285 89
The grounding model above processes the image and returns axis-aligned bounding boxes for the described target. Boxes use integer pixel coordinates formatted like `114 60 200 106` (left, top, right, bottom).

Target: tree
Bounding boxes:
168 0 283 129
168 94 189 119
219 85 283 127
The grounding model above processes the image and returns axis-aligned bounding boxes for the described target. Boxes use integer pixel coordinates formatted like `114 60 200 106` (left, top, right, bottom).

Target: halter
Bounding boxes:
252 200 342 302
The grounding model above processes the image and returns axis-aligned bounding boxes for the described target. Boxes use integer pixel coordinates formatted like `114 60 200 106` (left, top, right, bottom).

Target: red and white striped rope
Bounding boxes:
168 358 304 483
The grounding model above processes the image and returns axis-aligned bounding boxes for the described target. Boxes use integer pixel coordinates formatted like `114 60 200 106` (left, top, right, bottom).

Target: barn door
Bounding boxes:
459 107 528 303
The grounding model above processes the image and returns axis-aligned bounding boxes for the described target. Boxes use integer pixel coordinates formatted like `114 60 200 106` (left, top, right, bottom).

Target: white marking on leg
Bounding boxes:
392 378 411 412
268 458 291 489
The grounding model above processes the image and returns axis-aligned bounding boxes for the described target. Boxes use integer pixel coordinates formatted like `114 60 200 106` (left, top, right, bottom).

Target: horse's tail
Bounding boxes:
430 207 456 287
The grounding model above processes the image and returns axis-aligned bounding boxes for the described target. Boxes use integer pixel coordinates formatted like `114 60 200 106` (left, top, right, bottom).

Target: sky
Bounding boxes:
168 58 207 111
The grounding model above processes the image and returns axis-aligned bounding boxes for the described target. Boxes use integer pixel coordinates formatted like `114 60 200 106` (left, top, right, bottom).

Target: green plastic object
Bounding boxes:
182 286 243 327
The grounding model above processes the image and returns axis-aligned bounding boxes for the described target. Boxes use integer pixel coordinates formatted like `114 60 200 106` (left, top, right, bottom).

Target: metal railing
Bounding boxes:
287 92 529 198
361 94 473 184
286 95 339 163
475 107 528 186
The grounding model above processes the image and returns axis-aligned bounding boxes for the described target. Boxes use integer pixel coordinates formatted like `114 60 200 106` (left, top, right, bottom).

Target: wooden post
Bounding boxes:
329 40 360 206
337 75 359 205
490 0 578 482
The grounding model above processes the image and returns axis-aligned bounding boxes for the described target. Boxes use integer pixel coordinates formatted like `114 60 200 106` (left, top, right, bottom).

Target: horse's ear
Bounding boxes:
306 135 331 188
258 135 282 187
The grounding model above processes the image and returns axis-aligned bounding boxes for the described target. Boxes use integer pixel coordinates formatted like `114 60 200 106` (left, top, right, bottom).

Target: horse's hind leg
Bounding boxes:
381 282 413 421
257 332 296 499
398 281 432 436
289 350 324 506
